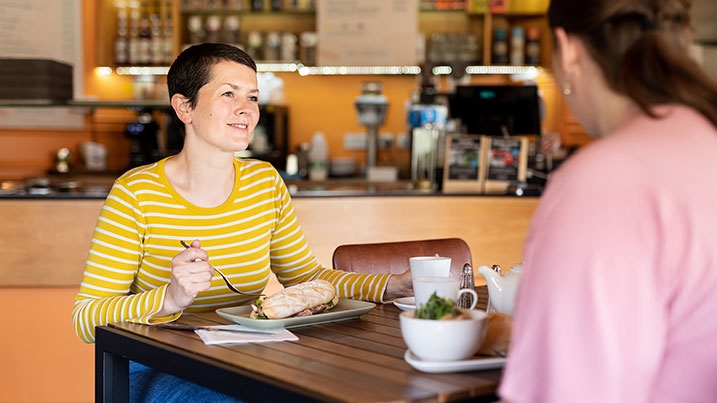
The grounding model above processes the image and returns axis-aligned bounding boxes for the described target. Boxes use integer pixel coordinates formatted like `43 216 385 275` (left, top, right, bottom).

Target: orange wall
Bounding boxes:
0 288 94 403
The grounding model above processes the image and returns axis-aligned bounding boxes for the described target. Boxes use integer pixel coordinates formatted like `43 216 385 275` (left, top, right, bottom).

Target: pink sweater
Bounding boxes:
499 105 717 403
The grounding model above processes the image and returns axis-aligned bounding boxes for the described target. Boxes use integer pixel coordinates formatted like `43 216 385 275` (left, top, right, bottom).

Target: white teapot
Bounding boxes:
477 263 523 317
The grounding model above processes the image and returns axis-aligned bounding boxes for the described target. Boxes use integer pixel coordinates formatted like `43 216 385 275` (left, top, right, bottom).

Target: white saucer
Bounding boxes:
404 350 506 373
393 297 415 311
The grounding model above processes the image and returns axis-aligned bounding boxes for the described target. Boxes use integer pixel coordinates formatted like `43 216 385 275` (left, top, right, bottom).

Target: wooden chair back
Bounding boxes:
332 238 472 278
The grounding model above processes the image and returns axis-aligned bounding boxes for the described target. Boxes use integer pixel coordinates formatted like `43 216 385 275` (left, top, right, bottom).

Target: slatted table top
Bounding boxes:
98 287 500 403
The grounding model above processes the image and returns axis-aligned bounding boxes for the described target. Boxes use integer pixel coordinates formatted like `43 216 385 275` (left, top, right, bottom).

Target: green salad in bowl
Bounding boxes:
400 293 487 361
415 293 468 320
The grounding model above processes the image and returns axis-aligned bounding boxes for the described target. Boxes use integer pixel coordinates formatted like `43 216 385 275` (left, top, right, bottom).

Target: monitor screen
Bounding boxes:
448 85 542 136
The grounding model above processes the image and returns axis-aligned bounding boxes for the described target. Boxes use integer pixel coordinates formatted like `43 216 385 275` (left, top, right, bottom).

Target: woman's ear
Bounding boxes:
553 27 580 76
171 94 192 125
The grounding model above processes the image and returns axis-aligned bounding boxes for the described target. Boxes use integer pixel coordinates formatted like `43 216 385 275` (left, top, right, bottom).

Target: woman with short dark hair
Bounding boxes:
73 43 412 401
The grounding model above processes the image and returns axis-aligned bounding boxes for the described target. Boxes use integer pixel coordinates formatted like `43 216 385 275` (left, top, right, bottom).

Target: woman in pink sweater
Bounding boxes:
499 1 717 402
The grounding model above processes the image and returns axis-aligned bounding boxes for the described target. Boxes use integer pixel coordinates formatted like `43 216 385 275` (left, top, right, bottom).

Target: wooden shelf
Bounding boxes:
105 63 541 77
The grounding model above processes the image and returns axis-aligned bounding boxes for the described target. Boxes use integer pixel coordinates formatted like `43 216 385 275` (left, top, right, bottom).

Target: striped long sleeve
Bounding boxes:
73 157 391 343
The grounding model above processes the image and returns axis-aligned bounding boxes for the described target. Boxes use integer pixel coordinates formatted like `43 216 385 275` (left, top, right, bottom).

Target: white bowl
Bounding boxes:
399 309 488 362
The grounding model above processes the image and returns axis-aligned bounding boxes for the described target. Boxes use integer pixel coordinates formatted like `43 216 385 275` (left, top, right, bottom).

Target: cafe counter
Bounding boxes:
0 177 543 199
1 178 539 287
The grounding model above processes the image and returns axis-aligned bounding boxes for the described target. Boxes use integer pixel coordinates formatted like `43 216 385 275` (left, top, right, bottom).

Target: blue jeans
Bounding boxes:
129 361 242 403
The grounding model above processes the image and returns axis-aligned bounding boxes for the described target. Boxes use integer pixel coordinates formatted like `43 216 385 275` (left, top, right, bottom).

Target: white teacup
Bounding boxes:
413 276 478 310
409 256 451 278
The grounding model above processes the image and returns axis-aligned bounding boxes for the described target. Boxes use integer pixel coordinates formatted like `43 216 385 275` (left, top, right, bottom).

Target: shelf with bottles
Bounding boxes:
180 0 315 13
486 12 551 68
419 0 469 11
420 15 549 73
96 0 548 76
96 0 181 69
178 8 315 65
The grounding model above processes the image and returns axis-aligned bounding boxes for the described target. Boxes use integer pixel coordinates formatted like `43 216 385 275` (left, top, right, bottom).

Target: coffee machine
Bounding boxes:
125 108 159 168
354 82 389 171
248 105 289 171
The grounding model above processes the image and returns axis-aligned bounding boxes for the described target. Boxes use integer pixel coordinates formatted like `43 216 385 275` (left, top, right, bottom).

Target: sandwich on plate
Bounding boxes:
251 279 339 319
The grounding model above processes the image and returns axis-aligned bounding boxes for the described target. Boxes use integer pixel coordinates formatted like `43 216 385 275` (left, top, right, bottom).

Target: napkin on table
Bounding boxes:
195 325 298 345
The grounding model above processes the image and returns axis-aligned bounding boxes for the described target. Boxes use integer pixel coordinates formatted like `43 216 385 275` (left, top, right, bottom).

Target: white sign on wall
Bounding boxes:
317 0 418 66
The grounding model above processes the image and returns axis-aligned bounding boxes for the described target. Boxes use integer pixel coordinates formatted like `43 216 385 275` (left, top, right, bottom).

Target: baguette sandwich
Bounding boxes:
250 279 339 319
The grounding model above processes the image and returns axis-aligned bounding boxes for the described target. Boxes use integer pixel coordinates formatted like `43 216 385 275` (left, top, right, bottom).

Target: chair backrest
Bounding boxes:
332 238 472 278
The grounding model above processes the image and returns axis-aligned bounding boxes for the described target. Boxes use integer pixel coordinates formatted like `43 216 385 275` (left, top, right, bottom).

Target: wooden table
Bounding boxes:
96 297 502 402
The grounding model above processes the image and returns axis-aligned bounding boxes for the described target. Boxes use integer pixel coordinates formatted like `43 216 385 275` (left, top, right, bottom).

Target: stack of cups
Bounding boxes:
410 256 478 310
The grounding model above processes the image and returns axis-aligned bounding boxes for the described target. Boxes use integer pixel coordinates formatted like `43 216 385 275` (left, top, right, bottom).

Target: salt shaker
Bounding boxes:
457 263 475 309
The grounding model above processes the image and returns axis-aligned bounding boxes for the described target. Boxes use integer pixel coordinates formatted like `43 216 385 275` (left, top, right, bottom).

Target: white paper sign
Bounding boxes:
317 0 418 66
0 0 84 129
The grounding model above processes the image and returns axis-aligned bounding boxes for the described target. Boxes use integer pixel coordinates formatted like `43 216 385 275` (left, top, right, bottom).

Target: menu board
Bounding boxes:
317 0 418 66
483 136 529 194
0 0 84 129
442 134 486 194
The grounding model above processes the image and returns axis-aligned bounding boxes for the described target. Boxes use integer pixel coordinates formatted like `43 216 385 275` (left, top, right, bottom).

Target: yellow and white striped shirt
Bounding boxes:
73 157 391 343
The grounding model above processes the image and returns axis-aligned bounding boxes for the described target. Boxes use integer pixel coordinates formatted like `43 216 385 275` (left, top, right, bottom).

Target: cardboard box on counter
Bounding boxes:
0 59 73 102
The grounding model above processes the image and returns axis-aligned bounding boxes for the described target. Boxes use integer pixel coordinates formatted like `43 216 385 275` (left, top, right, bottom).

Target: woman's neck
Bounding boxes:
594 91 634 138
165 150 236 208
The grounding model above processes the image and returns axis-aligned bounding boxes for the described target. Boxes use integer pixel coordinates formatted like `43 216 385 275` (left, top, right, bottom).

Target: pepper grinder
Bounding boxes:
457 263 475 309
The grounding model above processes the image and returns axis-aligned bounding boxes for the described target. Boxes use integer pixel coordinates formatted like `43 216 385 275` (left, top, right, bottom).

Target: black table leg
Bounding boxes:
96 327 129 403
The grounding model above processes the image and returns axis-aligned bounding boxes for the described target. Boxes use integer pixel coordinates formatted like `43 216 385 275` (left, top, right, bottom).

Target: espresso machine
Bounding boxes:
125 108 159 168
354 82 389 171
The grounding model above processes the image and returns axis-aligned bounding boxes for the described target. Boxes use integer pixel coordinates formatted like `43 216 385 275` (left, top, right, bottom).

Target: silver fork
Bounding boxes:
180 240 265 298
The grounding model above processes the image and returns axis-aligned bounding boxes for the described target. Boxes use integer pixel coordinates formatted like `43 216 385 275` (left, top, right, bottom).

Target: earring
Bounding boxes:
562 73 573 96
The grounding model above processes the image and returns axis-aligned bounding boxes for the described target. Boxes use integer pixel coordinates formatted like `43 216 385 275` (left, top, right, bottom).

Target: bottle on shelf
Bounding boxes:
223 15 241 45
467 0 488 12
299 32 318 66
510 26 525 66
137 13 152 65
491 28 508 65
205 0 223 10
114 5 130 66
247 31 264 60
204 15 222 43
281 32 298 62
128 7 141 65
264 31 281 61
252 0 265 12
489 0 507 13
187 15 205 45
150 12 164 65
525 27 541 65
308 131 329 181
162 3 174 65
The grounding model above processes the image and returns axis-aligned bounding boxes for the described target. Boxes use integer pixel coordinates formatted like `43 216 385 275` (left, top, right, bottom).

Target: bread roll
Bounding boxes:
477 312 512 357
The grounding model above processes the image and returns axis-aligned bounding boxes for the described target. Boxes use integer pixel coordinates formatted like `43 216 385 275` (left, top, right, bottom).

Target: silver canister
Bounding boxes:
457 263 476 309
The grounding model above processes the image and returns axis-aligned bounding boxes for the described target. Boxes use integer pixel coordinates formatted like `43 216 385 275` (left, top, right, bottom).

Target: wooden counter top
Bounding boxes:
1 175 540 199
